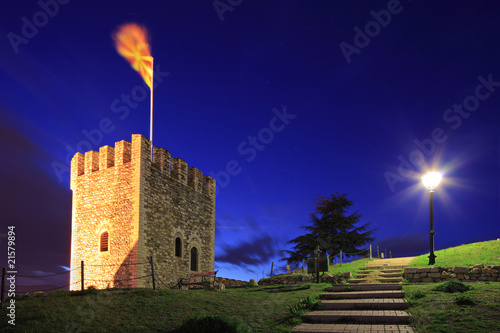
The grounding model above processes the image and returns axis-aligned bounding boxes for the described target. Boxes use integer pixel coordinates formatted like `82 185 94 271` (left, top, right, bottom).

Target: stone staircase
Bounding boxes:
292 257 416 333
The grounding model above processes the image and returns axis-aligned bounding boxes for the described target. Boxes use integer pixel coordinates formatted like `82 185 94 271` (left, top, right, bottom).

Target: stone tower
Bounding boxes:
69 134 216 290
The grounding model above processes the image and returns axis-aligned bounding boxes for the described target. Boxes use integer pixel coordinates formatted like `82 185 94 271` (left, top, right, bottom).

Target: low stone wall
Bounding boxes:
214 277 250 288
404 264 500 283
258 272 351 286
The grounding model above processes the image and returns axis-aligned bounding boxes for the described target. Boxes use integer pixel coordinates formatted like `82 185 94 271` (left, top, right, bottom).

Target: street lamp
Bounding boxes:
422 171 442 265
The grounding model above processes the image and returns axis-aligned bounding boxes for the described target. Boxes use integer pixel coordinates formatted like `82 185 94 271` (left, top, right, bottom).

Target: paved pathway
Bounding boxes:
292 257 416 333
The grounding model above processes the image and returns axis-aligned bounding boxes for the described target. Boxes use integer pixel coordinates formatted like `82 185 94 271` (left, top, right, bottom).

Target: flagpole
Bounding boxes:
150 58 154 161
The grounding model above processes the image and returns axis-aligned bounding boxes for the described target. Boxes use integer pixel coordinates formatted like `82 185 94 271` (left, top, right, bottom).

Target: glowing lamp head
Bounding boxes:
422 171 442 191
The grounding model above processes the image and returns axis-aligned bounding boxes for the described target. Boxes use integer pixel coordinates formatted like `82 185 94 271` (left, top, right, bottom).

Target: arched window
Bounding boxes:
100 231 109 252
175 237 182 257
190 247 198 271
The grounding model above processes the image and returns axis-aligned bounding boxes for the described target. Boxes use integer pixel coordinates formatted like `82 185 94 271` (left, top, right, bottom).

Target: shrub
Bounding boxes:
172 314 249 333
288 296 322 317
432 280 471 293
454 294 475 306
86 286 99 295
410 290 426 299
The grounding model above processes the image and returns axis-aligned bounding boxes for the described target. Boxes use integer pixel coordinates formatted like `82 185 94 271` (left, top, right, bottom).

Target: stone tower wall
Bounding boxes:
70 134 216 290
132 135 216 286
69 139 140 290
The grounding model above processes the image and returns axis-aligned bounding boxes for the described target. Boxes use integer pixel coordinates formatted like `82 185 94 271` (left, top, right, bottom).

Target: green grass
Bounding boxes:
408 240 500 267
404 281 500 333
0 283 331 333
2 260 370 332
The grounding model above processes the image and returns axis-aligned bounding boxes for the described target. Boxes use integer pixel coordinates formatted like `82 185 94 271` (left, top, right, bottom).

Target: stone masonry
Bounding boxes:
69 134 216 290
404 264 500 283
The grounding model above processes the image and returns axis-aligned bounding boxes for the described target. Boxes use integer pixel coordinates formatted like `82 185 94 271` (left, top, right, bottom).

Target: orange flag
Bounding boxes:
113 23 153 88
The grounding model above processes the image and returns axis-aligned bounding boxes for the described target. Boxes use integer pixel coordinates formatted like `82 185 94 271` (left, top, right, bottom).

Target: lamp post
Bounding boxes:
422 171 442 265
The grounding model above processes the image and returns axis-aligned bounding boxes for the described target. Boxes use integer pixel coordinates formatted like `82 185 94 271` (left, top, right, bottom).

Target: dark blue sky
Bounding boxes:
1 0 499 289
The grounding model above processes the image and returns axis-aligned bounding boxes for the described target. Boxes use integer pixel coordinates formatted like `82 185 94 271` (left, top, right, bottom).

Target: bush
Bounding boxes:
288 296 322 317
173 314 249 333
432 280 471 293
454 294 475 306
410 290 426 299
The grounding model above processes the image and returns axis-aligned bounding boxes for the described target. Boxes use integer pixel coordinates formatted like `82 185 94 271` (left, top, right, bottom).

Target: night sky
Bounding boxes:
1 1 499 291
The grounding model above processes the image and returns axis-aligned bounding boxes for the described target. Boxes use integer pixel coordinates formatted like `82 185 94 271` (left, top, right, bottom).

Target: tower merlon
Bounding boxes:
84 151 99 174
171 157 188 184
153 146 171 174
188 167 204 192
70 152 84 190
204 175 216 197
115 140 132 166
99 145 115 170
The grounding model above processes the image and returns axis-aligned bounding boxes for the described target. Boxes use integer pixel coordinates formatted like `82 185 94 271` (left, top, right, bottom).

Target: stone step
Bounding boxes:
359 269 402 273
380 269 404 273
364 265 407 270
321 290 405 299
292 323 415 333
347 278 369 284
319 299 409 310
327 284 402 292
356 271 403 277
376 277 404 283
379 273 404 278
303 310 412 324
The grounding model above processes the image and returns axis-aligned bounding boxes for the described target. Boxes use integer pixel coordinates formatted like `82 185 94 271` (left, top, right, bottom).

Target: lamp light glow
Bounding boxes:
422 169 442 265
422 171 442 191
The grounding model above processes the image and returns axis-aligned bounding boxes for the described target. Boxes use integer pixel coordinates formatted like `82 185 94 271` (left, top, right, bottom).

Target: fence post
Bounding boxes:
150 256 156 291
81 260 84 291
1 268 5 306
270 262 274 277
385 248 387 259
390 251 392 258
369 244 372 260
302 259 305 274
377 246 380 259
340 250 342 266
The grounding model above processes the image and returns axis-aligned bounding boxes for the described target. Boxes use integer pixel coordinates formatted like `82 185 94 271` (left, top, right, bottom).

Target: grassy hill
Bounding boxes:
1 241 499 332
405 239 500 332
0 283 331 332
408 239 500 267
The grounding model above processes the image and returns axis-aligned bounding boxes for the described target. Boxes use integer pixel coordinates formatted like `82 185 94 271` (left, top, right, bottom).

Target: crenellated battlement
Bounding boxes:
70 134 215 197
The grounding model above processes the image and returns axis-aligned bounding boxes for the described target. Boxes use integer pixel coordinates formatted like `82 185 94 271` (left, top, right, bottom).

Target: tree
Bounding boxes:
282 193 375 267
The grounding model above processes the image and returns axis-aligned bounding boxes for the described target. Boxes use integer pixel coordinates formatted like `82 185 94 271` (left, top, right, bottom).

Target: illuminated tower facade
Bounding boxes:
69 134 216 290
